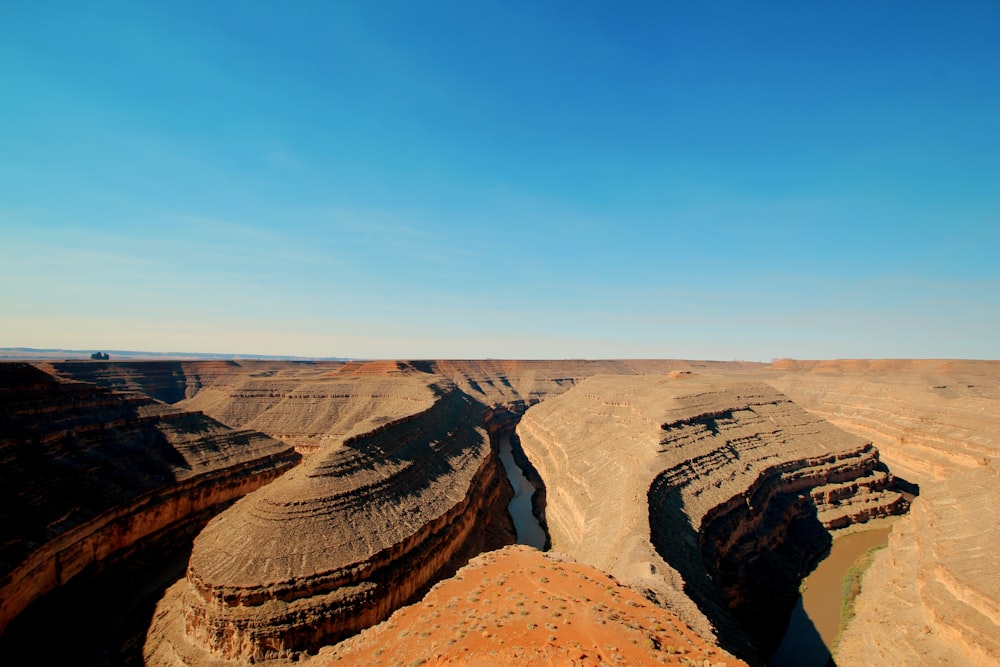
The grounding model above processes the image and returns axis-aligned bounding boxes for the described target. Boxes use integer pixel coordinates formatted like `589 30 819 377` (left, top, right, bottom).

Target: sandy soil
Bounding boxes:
310 545 746 667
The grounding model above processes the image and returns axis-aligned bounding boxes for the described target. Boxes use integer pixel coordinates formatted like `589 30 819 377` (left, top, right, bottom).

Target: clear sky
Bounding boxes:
2 2 998 360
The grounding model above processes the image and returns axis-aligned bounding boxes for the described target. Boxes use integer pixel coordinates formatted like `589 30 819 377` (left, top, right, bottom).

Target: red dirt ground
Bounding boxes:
310 545 747 667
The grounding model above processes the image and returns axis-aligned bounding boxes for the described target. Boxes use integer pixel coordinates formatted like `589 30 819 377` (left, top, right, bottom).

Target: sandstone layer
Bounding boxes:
47 359 762 448
9 358 995 666
309 544 749 667
516 374 906 662
769 360 1000 666
141 360 743 665
145 384 516 665
0 363 299 636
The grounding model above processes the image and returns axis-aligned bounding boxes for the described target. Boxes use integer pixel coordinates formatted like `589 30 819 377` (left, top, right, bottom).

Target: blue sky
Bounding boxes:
2 2 998 359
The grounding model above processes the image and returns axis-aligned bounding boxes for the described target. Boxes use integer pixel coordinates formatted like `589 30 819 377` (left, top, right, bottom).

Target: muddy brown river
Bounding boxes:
770 525 892 666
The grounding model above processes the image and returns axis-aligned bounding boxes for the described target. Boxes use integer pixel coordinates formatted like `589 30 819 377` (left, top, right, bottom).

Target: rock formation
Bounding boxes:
769 359 1000 666
144 384 516 664
0 363 299 636
46 359 668 451
5 358 997 666
309 544 749 666
42 359 255 405
516 374 906 661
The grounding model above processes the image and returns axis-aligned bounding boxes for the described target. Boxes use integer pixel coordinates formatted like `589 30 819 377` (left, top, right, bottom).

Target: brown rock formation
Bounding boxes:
145 385 516 664
47 359 759 444
517 374 906 661
42 359 258 405
0 363 299 636
769 360 1000 666
10 357 994 666
309 544 749 667
176 368 440 453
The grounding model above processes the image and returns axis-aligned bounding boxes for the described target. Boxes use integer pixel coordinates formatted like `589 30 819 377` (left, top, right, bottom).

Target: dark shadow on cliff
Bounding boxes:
0 506 224 666
768 595 834 667
48 360 195 404
0 363 296 663
484 402 551 550
890 473 920 499
0 364 195 577
648 467 834 666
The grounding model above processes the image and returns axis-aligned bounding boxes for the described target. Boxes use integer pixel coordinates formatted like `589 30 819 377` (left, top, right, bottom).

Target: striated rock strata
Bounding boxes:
769 360 1000 666
47 359 761 450
836 464 1000 666
0 363 299 636
145 385 516 664
517 374 906 662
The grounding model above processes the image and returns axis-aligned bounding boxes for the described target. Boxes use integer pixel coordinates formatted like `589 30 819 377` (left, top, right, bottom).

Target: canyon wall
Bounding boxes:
9 358 992 665
769 360 1000 666
516 373 906 663
144 385 516 665
0 363 299 636
43 359 258 405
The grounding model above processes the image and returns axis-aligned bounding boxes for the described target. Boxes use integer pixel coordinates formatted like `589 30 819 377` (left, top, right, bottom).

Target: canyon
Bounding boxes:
0 362 299 639
769 360 1000 665
0 358 996 666
517 374 906 661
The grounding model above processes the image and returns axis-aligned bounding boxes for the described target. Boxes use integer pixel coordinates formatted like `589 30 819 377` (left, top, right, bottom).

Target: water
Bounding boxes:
770 526 892 666
497 433 547 549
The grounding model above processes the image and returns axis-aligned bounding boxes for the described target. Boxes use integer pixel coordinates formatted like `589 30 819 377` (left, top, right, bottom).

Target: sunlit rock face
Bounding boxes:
144 385 518 664
8 358 997 667
769 359 1000 666
517 374 906 662
0 362 299 635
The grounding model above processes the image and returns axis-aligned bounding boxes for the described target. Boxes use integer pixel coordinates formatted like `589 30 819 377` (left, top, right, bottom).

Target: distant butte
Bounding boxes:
0 358 996 666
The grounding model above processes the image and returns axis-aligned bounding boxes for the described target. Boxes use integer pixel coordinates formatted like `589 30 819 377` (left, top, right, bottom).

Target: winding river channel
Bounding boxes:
769 525 893 667
497 433 547 549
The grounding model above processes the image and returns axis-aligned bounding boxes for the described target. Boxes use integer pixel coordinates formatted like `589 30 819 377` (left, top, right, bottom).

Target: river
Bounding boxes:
497 433 547 549
769 525 892 666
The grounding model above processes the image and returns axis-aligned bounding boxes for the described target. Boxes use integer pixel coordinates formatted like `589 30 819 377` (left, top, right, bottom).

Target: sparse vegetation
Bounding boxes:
835 543 888 650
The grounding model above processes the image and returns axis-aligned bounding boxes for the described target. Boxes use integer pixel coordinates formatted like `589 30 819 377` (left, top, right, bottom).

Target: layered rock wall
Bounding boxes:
770 360 1000 666
43 360 252 404
767 359 1000 483
517 374 906 662
0 363 299 635
145 386 515 664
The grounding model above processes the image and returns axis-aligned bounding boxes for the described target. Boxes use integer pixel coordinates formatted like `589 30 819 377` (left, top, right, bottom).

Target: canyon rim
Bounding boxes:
0 358 996 666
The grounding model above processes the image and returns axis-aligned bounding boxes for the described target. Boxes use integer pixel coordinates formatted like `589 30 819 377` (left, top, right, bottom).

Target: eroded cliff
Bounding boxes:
0 363 299 636
516 374 906 662
8 358 992 666
769 360 1000 666
145 385 516 664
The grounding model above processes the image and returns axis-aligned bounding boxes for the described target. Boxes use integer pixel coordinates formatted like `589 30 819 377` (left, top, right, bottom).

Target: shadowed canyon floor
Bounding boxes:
1 359 997 666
